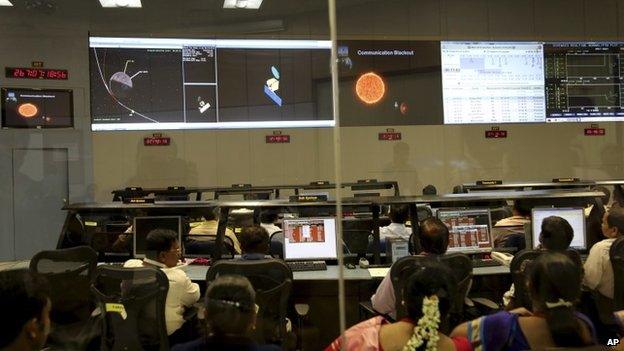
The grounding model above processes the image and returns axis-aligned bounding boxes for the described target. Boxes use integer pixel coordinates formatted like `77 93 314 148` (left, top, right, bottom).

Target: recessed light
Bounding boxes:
223 0 263 9
99 0 142 8
0 0 13 6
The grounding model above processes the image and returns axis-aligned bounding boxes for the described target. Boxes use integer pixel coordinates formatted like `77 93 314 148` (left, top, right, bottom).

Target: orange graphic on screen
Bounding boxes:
17 103 38 118
355 72 385 104
286 224 326 243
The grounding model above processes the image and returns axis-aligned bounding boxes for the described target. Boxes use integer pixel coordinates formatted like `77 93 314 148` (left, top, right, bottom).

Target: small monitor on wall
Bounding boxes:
1 88 74 129
531 207 586 250
436 208 494 254
133 216 182 258
282 217 338 261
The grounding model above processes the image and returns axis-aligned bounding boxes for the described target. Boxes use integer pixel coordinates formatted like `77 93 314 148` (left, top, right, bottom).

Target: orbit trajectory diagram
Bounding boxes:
92 48 158 123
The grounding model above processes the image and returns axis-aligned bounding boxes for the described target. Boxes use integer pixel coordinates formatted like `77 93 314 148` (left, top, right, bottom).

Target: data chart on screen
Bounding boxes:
544 42 624 122
441 41 545 124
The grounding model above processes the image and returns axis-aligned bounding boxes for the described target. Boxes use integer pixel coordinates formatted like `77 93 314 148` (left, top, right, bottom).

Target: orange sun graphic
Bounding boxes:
355 72 385 104
18 103 38 118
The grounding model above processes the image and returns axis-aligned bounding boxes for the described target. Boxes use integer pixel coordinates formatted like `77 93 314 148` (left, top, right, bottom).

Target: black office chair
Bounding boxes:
29 246 98 349
269 231 284 259
91 266 169 351
343 229 370 258
206 260 293 345
439 253 473 319
611 236 624 311
184 235 235 258
510 250 543 310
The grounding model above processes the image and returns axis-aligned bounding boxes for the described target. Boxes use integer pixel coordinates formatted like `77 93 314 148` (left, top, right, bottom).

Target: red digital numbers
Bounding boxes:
485 130 508 138
144 137 171 146
266 135 291 143
6 67 68 80
584 128 605 136
378 132 402 141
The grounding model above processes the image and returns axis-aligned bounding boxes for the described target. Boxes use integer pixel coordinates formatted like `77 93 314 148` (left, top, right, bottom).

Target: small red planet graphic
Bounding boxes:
17 103 38 118
356 72 385 104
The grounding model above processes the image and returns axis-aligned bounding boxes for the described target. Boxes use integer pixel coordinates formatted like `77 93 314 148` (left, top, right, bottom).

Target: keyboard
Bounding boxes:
286 261 327 272
472 259 502 268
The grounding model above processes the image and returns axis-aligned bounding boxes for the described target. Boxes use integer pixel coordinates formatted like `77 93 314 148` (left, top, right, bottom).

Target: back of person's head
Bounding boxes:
388 204 409 224
203 207 219 221
145 229 178 261
540 216 574 251
528 252 589 347
422 185 437 196
514 199 533 217
205 275 256 337
260 210 278 224
592 186 611 205
419 218 449 255
0 269 50 350
239 225 270 255
606 207 624 236
401 261 455 350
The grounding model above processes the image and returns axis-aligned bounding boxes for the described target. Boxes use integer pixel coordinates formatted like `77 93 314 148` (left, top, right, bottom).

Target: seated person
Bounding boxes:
325 262 470 351
504 215 575 308
239 225 271 260
171 275 280 351
452 252 597 350
371 217 449 318
583 207 624 300
0 270 51 351
379 204 411 242
493 199 532 251
124 229 200 339
260 210 282 236
189 208 241 254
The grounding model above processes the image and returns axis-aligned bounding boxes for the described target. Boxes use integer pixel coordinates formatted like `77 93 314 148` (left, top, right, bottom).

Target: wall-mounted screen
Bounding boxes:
89 37 332 131
1 88 74 129
544 42 624 123
441 41 546 124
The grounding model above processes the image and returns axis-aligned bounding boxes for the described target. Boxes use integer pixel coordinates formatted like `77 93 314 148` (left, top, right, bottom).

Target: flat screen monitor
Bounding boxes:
282 217 337 261
441 41 546 124
436 208 493 253
1 88 74 128
133 216 182 258
89 37 332 131
531 207 586 250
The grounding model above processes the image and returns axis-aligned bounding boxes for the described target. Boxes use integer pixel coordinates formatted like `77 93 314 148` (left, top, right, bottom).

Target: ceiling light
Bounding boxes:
0 0 13 6
223 0 263 9
99 0 142 8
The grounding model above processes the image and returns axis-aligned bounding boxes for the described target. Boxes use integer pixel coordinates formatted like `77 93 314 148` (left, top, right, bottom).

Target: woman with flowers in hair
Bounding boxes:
325 261 471 351
452 252 597 350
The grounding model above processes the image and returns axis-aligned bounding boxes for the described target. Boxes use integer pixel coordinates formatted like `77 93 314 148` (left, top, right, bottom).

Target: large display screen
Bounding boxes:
89 37 332 131
1 88 73 129
544 42 624 122
441 41 546 124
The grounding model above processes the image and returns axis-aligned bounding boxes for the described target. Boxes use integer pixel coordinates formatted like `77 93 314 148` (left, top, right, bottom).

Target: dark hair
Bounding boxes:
403 261 455 322
203 207 219 221
514 199 533 217
145 229 178 260
528 252 589 347
389 204 409 224
0 269 49 348
592 186 611 205
239 225 270 254
606 207 624 236
260 210 278 224
422 185 437 196
205 275 256 336
540 216 574 251
419 218 449 255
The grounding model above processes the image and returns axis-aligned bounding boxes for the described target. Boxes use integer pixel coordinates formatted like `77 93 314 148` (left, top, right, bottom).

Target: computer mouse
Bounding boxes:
345 263 356 269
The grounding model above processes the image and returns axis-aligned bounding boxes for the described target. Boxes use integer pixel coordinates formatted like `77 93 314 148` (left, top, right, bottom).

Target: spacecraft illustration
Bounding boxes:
264 66 282 106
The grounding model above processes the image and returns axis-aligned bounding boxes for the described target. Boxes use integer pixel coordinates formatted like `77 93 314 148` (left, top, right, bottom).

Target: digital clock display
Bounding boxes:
5 67 68 80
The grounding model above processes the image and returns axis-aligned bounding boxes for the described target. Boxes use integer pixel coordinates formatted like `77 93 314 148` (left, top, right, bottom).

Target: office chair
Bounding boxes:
343 229 370 258
611 236 624 311
510 250 542 310
269 231 284 258
91 266 169 351
439 253 474 318
206 260 293 346
29 246 98 349
184 235 235 258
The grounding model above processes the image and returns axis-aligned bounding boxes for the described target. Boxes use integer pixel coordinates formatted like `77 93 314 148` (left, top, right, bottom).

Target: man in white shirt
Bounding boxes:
260 210 282 236
124 229 200 338
379 204 411 241
189 208 241 254
583 207 624 299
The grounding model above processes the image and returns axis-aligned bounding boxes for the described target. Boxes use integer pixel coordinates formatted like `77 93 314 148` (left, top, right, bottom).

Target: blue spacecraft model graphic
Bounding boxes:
264 66 282 106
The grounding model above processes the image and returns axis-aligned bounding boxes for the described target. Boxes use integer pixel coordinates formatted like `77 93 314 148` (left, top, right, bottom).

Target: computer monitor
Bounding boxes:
133 216 182 258
531 207 586 250
282 217 338 261
436 208 493 254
